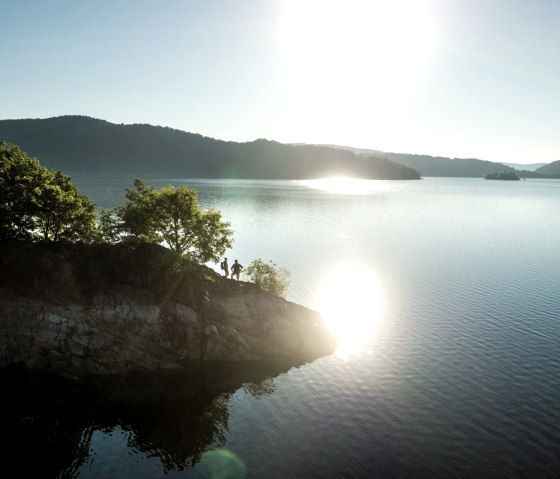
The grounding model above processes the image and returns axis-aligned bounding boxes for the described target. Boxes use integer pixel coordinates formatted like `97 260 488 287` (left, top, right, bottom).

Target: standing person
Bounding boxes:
230 259 243 281
220 257 229 277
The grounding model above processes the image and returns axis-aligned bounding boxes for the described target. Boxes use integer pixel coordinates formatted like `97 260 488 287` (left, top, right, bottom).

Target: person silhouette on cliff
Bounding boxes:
220 257 229 277
230 259 243 281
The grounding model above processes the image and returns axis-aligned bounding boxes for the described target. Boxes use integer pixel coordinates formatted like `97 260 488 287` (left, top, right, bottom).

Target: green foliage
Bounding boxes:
101 179 233 262
0 141 97 242
244 259 290 297
0 141 44 241
34 170 97 241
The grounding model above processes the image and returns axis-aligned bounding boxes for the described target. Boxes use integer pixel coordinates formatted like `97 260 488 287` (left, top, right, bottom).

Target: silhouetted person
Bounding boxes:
220 257 229 277
230 260 243 281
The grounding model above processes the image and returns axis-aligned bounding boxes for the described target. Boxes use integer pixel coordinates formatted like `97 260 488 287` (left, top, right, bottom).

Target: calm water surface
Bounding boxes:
9 177 560 477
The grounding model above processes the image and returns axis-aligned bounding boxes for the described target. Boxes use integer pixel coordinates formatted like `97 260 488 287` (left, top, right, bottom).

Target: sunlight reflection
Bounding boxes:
316 263 383 356
299 177 392 194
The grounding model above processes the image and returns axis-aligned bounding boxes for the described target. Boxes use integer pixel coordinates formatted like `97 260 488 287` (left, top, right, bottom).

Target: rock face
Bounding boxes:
0 243 336 379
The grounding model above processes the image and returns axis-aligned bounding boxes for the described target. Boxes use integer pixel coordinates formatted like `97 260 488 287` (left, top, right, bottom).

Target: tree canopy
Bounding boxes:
1 142 233 265
0 141 97 242
244 259 290 297
101 179 233 263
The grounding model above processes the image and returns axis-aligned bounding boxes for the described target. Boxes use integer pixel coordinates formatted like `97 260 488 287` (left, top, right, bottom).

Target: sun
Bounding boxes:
275 0 438 142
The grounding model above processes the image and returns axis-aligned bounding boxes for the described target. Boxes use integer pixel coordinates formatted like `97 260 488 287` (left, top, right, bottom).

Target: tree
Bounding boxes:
0 141 97 242
244 259 290 297
0 141 45 241
34 170 97 242
102 179 233 262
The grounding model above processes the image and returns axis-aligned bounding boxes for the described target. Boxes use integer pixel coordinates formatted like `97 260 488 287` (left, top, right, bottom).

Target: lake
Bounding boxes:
7 177 560 478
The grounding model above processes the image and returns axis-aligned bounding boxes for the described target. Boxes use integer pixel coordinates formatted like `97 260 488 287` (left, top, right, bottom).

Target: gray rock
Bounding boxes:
0 284 336 379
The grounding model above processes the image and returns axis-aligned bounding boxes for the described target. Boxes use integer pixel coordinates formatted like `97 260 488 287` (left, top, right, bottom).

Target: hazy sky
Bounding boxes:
2 0 560 164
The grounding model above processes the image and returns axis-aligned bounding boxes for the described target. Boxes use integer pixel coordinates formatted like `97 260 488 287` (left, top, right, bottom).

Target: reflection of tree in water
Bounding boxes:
0 359 297 477
113 385 234 471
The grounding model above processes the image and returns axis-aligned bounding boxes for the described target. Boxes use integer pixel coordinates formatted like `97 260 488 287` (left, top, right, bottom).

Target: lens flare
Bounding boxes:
197 449 246 479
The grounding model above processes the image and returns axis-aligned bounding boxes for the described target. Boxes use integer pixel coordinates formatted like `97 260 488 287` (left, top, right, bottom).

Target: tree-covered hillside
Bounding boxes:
535 159 560 176
384 153 517 177
381 153 549 178
323 145 551 178
0 116 420 180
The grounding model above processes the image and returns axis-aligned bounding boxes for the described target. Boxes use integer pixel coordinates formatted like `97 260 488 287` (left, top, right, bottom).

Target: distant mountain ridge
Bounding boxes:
320 144 554 178
383 152 544 178
503 162 547 172
2 116 557 179
0 116 420 180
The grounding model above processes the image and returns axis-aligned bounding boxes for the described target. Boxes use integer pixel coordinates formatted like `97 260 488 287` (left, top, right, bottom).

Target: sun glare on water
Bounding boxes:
299 177 393 194
316 264 383 356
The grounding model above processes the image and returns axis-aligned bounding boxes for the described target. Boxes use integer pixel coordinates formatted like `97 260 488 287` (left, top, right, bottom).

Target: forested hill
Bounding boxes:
324 145 550 178
384 152 524 177
535 159 560 176
0 116 420 180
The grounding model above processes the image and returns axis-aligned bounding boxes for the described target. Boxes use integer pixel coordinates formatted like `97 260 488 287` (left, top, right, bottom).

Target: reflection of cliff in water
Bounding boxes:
0 359 296 478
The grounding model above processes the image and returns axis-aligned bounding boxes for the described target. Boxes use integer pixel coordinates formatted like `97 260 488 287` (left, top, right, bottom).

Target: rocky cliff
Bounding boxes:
0 242 336 379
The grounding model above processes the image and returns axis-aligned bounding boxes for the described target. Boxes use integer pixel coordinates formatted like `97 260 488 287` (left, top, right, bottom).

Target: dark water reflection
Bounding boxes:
0 360 293 478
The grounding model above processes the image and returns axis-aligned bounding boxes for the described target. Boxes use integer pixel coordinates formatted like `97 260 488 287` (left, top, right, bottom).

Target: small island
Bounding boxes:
484 171 520 181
